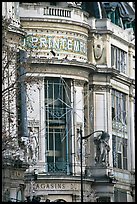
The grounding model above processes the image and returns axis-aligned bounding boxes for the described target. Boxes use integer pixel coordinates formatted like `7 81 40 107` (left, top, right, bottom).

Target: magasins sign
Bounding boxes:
22 34 87 56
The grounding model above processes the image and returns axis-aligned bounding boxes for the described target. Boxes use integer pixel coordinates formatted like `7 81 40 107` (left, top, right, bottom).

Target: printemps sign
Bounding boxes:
22 34 87 56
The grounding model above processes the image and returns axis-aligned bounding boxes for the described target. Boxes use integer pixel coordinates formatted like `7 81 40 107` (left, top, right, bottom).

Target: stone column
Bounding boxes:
129 89 135 171
71 79 76 175
38 78 46 172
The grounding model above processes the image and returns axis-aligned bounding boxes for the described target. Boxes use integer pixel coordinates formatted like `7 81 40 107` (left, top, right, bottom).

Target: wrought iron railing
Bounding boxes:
48 161 70 173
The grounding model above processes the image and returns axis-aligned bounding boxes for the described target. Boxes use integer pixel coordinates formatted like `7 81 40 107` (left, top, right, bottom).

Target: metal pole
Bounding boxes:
80 127 83 202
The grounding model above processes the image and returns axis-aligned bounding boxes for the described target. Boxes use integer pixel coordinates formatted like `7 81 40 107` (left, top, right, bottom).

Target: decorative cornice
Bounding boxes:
20 17 90 30
27 57 96 71
74 79 86 86
95 67 135 87
115 75 135 87
95 67 120 76
89 84 112 92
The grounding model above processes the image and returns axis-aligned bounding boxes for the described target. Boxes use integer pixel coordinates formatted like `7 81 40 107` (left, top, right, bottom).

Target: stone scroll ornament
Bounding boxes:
93 35 104 60
94 132 110 165
67 2 82 8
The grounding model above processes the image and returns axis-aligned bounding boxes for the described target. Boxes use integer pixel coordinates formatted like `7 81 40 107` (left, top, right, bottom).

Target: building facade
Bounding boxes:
2 2 29 202
2 2 135 202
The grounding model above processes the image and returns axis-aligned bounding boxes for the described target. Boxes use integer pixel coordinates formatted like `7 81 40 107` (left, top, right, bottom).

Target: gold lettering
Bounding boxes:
11 171 23 178
17 171 21 177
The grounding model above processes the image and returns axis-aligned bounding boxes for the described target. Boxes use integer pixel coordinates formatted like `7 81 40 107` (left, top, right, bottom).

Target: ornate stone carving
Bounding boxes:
93 35 104 60
89 84 112 92
74 79 85 87
67 2 82 8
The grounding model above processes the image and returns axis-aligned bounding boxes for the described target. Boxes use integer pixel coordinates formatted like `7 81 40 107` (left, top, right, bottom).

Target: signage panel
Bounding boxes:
22 34 87 56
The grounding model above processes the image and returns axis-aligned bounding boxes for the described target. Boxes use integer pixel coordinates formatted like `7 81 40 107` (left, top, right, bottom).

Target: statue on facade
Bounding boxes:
28 128 39 164
94 132 110 165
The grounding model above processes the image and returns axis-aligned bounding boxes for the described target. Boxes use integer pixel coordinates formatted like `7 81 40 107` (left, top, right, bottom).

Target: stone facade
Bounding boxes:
2 2 135 202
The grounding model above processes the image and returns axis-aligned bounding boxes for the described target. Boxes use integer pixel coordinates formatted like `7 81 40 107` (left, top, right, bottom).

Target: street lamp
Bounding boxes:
78 127 110 202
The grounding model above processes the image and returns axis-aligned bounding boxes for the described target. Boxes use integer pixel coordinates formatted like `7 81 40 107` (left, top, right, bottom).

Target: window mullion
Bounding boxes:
53 129 56 165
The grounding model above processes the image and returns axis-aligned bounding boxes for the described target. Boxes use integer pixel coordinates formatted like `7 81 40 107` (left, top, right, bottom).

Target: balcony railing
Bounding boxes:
19 4 89 24
44 7 71 18
48 161 70 174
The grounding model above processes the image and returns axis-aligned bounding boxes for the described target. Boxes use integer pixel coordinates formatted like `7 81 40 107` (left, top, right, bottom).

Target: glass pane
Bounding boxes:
112 107 115 120
117 137 122 152
122 95 126 124
118 153 122 169
112 135 117 167
111 90 115 120
116 96 119 121
112 93 115 108
47 156 54 162
117 49 120 71
121 51 126 73
55 130 61 151
49 132 53 150
123 158 127 170
48 82 53 99
123 143 127 157
54 82 59 99
111 46 114 66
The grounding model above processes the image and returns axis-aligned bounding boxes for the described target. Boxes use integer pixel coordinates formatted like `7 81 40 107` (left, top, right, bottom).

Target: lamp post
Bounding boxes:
79 127 110 202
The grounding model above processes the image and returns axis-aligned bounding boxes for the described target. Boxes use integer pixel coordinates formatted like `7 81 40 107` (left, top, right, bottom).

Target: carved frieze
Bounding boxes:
74 79 86 87
89 84 112 92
